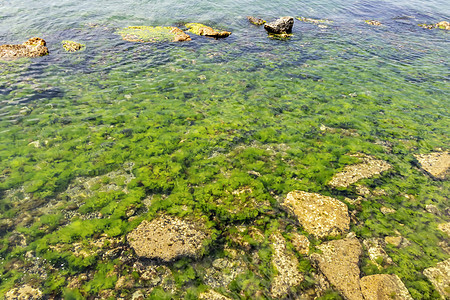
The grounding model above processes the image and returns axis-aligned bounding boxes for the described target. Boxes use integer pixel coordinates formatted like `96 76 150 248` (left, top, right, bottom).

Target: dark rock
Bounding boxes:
264 17 294 34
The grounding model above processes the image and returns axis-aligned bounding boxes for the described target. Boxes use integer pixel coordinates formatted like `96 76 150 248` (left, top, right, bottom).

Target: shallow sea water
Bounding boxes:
0 0 449 299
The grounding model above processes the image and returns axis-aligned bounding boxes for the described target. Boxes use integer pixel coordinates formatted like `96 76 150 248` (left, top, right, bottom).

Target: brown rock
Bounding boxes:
423 259 450 299
170 27 192 42
291 233 310 255
360 274 413 300
425 204 441 216
270 232 304 298
438 223 450 236
311 238 363 300
5 284 43 300
385 236 410 248
414 152 450 179
127 215 209 261
363 238 393 268
199 290 232 300
248 16 266 25
329 154 391 188
282 191 350 238
380 206 396 215
0 38 49 59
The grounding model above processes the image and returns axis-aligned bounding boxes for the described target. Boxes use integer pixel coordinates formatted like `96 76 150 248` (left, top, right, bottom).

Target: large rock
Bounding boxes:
185 23 231 38
117 26 191 43
270 232 304 298
264 16 294 34
423 259 450 299
282 191 350 238
311 238 363 300
414 152 450 180
360 274 413 300
329 154 391 188
127 215 209 261
0 37 48 59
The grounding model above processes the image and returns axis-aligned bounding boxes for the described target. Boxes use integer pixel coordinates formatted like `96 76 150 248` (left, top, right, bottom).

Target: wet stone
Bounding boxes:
270 232 304 298
282 191 350 238
0 37 49 59
127 215 209 261
438 222 450 236
5 284 43 300
247 16 266 25
199 290 232 300
117 26 191 43
360 274 413 300
423 259 450 300
311 237 363 300
414 151 450 180
264 16 294 34
329 154 391 188
185 23 231 38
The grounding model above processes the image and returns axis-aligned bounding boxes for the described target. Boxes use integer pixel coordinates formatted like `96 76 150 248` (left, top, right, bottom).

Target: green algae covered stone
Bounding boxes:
117 26 191 43
185 23 231 38
62 40 85 52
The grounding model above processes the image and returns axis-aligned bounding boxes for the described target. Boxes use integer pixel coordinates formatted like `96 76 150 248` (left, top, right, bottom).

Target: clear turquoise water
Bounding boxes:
0 0 449 299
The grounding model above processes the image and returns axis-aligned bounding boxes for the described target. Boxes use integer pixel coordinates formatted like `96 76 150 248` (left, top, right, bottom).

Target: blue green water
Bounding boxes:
0 0 449 299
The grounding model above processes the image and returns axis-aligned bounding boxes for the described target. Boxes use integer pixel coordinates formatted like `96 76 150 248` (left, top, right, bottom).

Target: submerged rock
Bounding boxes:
282 191 350 238
291 233 310 255
419 21 450 30
414 151 450 180
438 222 450 236
270 232 304 298
185 23 231 38
264 16 294 34
385 236 411 248
5 284 43 300
62 40 85 52
0 37 48 59
199 290 232 300
363 238 393 268
365 20 382 26
328 154 391 188
360 274 413 300
117 26 191 43
127 215 209 261
247 16 266 25
423 259 450 299
311 238 363 300
297 17 332 28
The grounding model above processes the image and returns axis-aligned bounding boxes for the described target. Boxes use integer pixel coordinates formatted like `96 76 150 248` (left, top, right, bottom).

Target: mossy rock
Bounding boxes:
365 20 382 26
185 23 231 38
61 40 85 52
418 21 450 30
248 16 266 26
117 26 191 43
0 37 48 59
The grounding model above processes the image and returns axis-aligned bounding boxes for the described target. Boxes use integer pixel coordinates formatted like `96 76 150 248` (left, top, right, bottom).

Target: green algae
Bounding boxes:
61 40 85 52
0 21 449 299
116 26 189 43
185 23 231 37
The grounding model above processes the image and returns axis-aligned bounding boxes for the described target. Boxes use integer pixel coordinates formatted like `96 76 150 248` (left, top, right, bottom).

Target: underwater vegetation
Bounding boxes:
0 10 449 300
